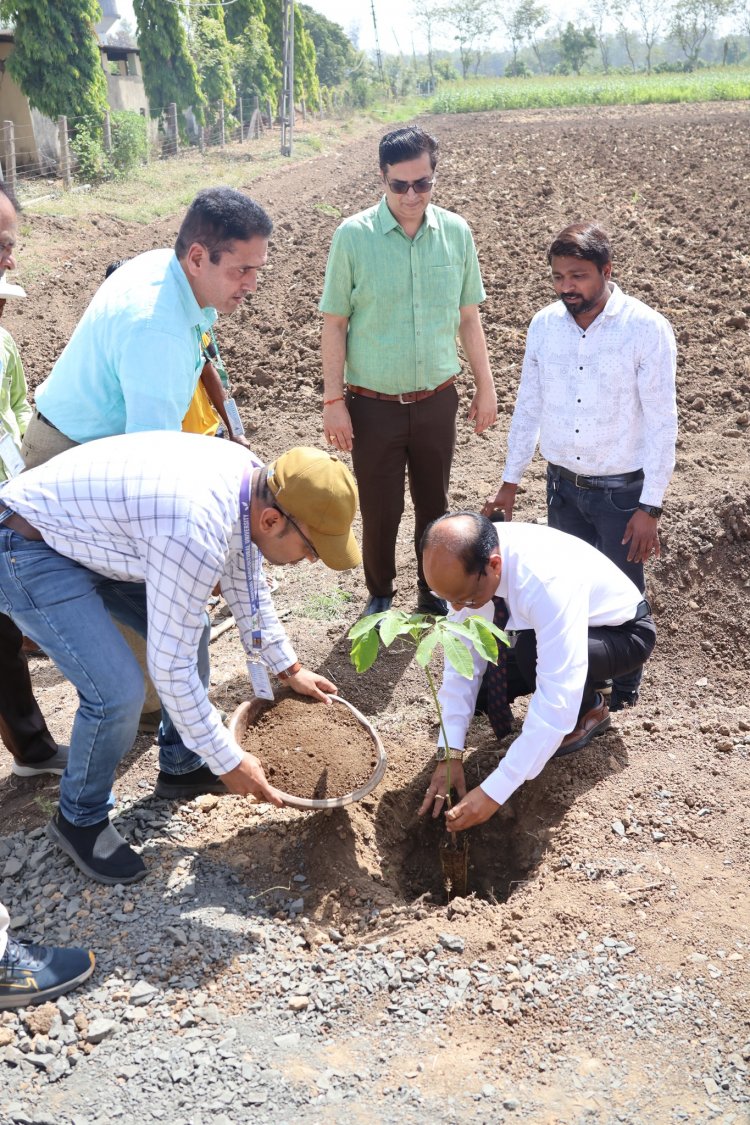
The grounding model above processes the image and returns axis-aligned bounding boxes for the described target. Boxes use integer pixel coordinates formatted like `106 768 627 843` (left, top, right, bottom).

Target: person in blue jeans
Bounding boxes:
0 433 360 885
484 221 677 711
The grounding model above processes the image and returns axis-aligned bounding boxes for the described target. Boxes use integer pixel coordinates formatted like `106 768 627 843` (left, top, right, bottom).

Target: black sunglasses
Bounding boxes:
385 175 435 196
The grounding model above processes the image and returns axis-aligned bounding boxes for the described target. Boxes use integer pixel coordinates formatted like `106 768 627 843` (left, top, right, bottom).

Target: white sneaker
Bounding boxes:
11 746 69 777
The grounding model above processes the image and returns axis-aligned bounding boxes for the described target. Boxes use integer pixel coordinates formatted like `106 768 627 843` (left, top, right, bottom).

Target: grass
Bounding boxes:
19 109 419 225
299 589 354 621
431 68 750 114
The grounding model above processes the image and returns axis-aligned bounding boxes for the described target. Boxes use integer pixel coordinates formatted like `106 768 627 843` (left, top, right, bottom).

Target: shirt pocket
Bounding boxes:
426 264 463 309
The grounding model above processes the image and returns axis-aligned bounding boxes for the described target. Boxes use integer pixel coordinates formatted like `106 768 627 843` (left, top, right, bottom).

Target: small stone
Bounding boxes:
502 1096 519 1110
611 820 626 837
86 1018 120 1044
273 1032 300 1047
194 794 219 812
288 996 309 1012
716 740 733 753
130 980 158 1006
438 934 465 953
23 1003 57 1037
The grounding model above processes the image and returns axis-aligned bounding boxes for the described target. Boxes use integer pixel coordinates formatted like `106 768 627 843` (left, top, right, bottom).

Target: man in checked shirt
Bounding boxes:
484 221 677 713
0 434 360 885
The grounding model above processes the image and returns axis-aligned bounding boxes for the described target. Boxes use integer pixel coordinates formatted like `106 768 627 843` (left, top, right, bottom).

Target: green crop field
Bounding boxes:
431 69 750 114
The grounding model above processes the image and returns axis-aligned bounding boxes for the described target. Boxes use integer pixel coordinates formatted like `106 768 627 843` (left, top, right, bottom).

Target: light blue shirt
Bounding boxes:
35 250 217 443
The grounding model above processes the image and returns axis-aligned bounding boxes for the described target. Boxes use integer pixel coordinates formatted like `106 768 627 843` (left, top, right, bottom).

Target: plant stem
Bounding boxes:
425 666 457 840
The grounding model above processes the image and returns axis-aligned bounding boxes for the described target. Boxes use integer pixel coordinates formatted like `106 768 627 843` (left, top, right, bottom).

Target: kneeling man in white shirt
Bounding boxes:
419 512 655 831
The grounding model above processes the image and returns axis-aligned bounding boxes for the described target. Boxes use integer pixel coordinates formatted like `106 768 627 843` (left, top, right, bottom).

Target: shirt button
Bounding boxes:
577 398 581 403
579 366 583 371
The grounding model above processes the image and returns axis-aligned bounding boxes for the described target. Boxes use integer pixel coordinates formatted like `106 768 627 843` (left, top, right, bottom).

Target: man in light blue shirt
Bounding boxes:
22 186 271 459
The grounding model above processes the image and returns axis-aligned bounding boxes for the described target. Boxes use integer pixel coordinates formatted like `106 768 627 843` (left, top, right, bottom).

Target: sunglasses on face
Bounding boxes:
385 176 435 195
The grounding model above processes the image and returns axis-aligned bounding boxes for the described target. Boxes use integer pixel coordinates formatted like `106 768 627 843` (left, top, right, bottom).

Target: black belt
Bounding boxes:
550 464 644 490
35 410 61 432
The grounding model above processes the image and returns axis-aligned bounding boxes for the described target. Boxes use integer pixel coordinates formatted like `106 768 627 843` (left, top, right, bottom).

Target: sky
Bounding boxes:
113 0 543 57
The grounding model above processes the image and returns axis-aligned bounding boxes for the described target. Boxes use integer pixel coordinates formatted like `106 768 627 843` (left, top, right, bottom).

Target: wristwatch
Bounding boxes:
638 503 663 518
277 661 302 681
435 746 465 762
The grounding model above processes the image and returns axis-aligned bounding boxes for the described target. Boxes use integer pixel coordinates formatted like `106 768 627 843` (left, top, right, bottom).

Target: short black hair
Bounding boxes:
422 511 499 576
0 181 21 214
379 126 438 172
104 259 128 279
175 187 273 263
547 222 611 271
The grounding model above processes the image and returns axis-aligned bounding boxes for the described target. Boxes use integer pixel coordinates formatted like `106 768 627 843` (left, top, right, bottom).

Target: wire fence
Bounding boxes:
1 91 335 205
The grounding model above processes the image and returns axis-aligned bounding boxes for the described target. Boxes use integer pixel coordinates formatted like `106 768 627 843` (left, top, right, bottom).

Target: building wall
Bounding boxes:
0 41 43 171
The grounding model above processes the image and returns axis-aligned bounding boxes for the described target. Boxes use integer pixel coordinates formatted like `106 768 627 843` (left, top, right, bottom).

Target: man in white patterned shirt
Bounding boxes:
0 433 360 885
484 221 676 711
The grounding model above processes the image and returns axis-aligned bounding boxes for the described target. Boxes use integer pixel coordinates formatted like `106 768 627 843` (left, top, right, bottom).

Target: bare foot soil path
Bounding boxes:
0 102 748 1124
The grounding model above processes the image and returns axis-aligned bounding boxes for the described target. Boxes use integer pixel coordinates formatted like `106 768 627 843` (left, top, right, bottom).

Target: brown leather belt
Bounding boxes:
0 504 43 541
347 376 455 404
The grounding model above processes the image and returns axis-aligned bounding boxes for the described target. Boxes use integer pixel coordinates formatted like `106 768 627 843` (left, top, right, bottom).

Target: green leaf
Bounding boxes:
379 611 415 647
464 617 499 663
347 613 386 641
350 629 380 673
441 633 475 679
415 630 440 669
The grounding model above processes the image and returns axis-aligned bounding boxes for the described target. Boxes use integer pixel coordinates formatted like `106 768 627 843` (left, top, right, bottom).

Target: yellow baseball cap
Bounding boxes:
267 447 361 571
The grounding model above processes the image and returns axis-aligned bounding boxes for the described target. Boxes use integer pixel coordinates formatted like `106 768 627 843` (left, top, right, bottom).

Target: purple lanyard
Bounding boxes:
239 469 262 650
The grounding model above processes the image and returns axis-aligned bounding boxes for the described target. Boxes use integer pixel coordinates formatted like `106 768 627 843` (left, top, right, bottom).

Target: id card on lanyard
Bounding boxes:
240 468 274 700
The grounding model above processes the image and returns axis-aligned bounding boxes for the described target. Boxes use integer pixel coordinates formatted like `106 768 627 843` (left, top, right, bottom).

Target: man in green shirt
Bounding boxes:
320 125 496 617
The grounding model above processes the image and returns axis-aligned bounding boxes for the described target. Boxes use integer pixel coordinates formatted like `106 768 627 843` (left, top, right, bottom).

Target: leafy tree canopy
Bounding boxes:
0 0 108 122
298 3 357 86
133 0 204 118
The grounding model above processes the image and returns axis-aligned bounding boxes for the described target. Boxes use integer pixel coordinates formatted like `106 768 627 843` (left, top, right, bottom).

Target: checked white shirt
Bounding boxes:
502 283 678 508
0 431 298 776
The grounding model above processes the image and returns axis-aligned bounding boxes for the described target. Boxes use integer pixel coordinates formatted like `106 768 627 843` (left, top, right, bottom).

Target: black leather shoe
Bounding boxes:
610 689 639 712
361 595 393 618
154 766 227 800
416 590 448 616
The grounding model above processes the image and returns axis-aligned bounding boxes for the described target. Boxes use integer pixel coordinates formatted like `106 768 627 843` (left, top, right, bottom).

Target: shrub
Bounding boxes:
71 119 112 182
110 110 148 174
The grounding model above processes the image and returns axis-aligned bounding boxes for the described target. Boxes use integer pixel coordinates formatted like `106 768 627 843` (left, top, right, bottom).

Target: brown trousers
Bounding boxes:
348 384 458 597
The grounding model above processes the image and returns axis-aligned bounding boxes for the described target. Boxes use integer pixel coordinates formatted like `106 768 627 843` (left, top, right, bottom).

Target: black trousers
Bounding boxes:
0 610 57 764
504 615 657 718
348 385 458 598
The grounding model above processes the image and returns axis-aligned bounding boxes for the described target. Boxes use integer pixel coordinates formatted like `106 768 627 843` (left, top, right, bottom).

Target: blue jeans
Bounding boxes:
0 528 209 825
546 467 644 696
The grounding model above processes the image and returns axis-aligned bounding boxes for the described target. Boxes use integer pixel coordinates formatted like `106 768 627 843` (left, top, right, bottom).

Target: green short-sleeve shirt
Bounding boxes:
319 197 486 395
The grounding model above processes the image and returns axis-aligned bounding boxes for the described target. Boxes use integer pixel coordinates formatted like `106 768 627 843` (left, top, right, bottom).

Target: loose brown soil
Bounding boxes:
1 101 749 1115
240 693 377 799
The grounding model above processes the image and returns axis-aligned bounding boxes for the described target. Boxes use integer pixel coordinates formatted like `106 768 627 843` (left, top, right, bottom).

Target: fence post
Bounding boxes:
266 98 273 127
219 101 225 147
167 102 179 157
58 115 71 189
319 95 324 120
252 96 261 137
301 97 306 123
140 108 150 164
3 121 16 197
238 96 244 142
103 110 112 154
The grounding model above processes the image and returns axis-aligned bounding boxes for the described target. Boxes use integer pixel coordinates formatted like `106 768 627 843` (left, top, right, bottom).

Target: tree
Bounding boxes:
0 0 108 123
590 0 612 71
234 14 281 106
264 0 320 104
223 0 266 42
614 0 666 73
670 0 732 66
134 0 204 119
559 20 597 73
500 0 548 70
412 0 445 82
193 5 236 124
439 0 495 78
298 3 358 87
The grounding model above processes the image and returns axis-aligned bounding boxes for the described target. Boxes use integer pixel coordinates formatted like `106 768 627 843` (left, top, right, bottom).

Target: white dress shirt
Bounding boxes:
502 283 677 507
0 432 297 776
436 522 642 806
